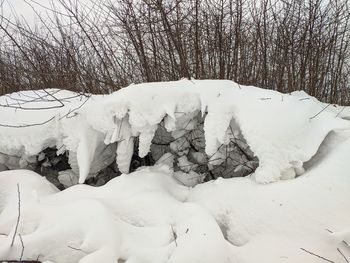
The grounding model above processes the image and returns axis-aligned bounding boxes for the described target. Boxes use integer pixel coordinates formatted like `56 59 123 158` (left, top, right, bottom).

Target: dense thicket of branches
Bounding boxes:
0 0 349 103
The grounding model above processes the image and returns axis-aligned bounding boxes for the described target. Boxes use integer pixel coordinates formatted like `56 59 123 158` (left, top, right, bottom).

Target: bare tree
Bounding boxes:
0 0 349 103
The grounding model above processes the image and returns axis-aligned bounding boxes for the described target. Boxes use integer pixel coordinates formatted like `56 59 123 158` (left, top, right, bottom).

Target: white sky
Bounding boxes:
2 0 98 26
3 0 49 25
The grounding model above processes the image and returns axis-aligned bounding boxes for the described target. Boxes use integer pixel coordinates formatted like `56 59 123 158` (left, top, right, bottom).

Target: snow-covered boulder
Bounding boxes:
0 80 349 184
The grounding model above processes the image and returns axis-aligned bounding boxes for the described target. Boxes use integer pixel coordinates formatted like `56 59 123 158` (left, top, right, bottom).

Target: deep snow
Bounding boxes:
0 131 349 262
0 79 349 183
0 80 349 262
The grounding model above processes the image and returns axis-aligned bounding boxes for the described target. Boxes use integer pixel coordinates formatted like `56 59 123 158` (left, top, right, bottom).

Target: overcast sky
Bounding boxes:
2 0 97 26
3 0 48 24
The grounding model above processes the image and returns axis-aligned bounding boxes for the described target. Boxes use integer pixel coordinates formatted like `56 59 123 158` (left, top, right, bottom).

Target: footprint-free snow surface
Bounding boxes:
0 80 349 262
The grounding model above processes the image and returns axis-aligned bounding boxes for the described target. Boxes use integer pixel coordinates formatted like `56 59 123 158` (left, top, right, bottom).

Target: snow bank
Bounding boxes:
0 128 349 262
1 80 349 183
0 166 232 263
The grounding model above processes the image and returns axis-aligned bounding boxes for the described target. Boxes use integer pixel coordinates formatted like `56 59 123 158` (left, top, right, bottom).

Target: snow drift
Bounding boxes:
0 79 349 184
0 131 349 262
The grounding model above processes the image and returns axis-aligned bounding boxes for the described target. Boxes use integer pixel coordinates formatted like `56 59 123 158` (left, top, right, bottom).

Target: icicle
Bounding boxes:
138 124 158 158
116 137 134 174
76 126 100 184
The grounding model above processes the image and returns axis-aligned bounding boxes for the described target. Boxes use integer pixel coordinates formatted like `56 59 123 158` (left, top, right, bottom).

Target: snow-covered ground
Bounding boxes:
0 80 349 262
0 137 349 263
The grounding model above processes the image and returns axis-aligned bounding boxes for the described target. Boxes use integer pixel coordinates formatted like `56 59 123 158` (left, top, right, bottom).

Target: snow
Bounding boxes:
189 130 350 262
0 129 349 262
1 80 349 184
0 80 350 262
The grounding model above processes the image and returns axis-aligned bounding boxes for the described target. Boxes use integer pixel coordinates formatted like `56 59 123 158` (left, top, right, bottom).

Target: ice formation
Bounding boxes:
0 79 349 184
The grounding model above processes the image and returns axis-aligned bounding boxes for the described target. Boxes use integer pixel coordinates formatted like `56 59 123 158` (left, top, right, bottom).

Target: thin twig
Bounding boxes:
300 248 335 263
11 183 21 247
0 104 65 110
337 248 349 263
325 229 333 233
67 245 87 254
61 96 90 119
0 116 55 128
68 245 82 251
171 224 178 247
309 104 331 120
335 106 346 118
19 233 24 261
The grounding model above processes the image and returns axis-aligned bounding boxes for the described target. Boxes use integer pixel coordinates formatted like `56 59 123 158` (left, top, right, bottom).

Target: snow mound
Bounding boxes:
1 80 349 183
0 166 232 263
0 130 350 262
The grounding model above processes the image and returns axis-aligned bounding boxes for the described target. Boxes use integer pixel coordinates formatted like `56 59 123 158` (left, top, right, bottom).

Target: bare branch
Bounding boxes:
11 183 21 247
337 248 349 263
170 224 178 247
300 248 335 263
